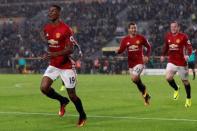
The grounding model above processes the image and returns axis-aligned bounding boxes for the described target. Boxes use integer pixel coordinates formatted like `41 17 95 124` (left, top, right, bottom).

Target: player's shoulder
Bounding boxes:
136 34 145 37
60 21 69 28
165 32 171 37
122 35 130 39
60 21 73 33
121 35 130 42
136 34 146 39
178 32 188 38
43 23 51 30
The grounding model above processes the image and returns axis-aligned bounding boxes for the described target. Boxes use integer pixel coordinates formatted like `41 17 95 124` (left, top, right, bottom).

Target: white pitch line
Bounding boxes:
0 111 197 122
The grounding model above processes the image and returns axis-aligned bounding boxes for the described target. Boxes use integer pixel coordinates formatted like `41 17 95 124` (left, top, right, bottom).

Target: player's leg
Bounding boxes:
67 88 87 127
178 66 191 107
192 68 195 80
190 62 196 80
166 63 179 100
60 69 86 127
40 66 69 116
130 64 150 105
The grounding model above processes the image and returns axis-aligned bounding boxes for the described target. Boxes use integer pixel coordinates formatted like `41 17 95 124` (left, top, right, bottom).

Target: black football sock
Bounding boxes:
72 97 86 119
167 79 178 91
193 71 195 80
184 84 191 99
134 79 146 95
46 88 69 104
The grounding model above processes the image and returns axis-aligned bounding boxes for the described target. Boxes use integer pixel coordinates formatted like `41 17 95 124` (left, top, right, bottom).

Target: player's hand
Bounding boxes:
42 53 49 60
79 50 83 58
184 55 189 61
143 56 149 64
42 52 57 60
160 56 165 62
115 48 119 54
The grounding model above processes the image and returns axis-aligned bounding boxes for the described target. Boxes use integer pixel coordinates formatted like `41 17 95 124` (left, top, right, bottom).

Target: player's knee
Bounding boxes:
182 80 189 85
131 76 139 83
40 83 50 94
166 76 173 81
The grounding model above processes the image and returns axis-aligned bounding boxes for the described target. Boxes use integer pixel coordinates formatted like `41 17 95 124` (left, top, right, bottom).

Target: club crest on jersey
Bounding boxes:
136 40 140 44
127 42 130 45
168 39 171 43
176 39 180 44
56 33 61 38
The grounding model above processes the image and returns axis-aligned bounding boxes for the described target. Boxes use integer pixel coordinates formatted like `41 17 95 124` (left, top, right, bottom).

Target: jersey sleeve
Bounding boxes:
117 37 127 54
184 34 192 55
162 34 169 56
142 36 151 57
66 26 78 46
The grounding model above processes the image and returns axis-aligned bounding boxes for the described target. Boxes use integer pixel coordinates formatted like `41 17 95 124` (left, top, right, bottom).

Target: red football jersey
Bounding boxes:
43 21 75 69
162 32 192 66
118 34 151 68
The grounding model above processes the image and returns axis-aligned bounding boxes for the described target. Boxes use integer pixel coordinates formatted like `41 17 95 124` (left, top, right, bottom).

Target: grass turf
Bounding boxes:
0 74 196 131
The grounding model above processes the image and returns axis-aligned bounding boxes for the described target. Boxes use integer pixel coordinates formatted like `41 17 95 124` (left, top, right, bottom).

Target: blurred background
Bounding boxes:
0 0 197 74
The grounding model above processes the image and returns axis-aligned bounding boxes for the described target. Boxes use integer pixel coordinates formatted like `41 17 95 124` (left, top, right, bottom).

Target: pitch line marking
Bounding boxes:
0 111 196 122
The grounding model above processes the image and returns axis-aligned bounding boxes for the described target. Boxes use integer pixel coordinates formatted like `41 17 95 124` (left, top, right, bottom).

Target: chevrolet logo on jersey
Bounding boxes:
169 44 178 49
129 45 139 51
48 39 58 45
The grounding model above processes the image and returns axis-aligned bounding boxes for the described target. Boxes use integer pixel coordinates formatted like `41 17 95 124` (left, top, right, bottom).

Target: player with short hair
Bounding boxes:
116 22 151 106
160 21 193 107
40 5 86 127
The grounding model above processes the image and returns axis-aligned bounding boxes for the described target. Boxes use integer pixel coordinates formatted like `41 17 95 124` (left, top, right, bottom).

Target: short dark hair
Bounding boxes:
128 22 136 28
51 5 61 11
170 21 179 26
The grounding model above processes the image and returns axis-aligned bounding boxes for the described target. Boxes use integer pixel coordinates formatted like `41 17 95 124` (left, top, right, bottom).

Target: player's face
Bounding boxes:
170 23 179 34
48 6 60 21
128 25 137 36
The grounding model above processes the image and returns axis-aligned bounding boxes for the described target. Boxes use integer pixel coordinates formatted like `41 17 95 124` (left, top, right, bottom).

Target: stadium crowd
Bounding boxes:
0 0 197 73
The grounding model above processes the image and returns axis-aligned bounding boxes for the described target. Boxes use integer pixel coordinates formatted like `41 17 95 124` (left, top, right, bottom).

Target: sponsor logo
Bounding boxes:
128 45 139 51
169 44 178 49
48 39 58 45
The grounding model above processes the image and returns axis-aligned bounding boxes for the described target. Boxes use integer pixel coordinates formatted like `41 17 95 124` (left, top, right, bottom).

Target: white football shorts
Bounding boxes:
129 64 144 76
166 63 189 80
43 65 77 88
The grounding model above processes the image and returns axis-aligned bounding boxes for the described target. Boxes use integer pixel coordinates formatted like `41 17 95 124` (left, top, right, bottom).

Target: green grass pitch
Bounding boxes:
0 74 196 131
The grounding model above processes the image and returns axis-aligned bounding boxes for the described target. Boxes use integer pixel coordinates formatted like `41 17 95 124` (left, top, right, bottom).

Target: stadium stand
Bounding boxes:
0 0 197 73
